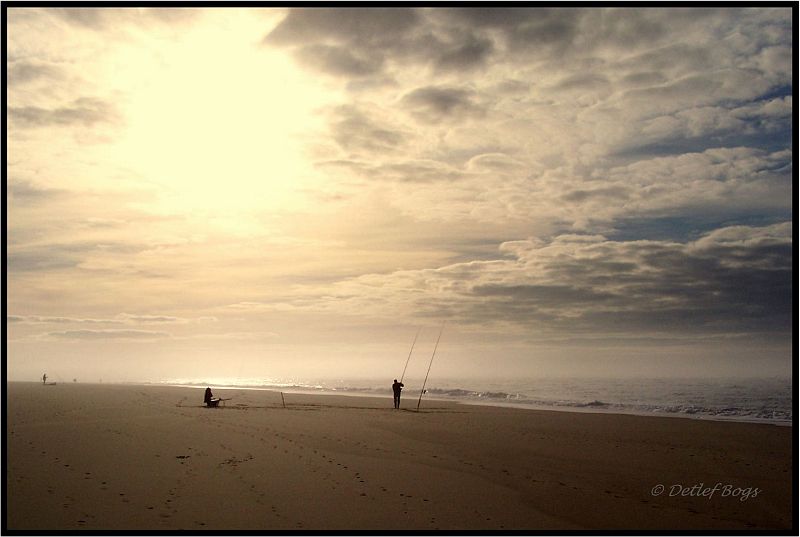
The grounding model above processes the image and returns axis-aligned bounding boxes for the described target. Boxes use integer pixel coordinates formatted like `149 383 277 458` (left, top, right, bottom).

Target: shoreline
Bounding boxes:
11 380 791 427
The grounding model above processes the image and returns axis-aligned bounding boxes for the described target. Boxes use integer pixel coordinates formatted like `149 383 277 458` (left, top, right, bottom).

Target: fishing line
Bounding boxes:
417 323 444 411
400 328 420 383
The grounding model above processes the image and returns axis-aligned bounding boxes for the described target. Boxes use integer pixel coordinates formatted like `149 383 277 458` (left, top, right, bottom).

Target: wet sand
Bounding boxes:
5 382 793 531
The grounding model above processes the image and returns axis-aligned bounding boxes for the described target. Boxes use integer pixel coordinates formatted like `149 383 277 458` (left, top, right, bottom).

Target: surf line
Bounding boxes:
400 328 420 384
416 323 445 412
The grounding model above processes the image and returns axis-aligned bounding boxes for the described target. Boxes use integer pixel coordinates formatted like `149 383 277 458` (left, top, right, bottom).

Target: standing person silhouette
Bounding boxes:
42 373 47 385
392 379 404 409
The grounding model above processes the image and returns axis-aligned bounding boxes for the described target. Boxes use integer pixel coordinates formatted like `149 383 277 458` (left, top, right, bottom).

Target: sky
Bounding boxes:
6 7 794 384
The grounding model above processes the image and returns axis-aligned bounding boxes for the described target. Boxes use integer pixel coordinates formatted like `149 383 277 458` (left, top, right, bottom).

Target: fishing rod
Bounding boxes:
400 328 420 383
416 323 444 411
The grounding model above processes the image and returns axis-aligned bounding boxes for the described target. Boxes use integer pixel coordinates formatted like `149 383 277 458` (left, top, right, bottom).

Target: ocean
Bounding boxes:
157 375 793 425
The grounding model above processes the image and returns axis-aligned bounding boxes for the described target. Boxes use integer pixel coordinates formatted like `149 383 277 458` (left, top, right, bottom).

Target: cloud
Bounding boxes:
6 251 81 272
8 313 216 326
5 7 792 377
246 222 791 341
49 7 200 30
7 60 63 85
8 315 125 325
265 8 500 78
278 7 790 244
465 153 527 172
8 181 69 203
173 331 278 341
117 314 183 324
294 44 383 77
561 186 631 203
434 7 581 54
263 8 791 240
7 240 150 273
9 97 119 128
266 7 420 47
434 33 494 72
327 105 407 155
319 158 466 184
43 329 170 340
400 86 485 121
627 95 792 155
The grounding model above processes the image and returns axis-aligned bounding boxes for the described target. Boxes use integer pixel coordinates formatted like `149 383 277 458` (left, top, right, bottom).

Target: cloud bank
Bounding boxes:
6 7 792 380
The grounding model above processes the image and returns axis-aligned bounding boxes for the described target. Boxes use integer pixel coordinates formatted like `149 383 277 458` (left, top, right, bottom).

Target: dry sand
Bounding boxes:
5 382 793 531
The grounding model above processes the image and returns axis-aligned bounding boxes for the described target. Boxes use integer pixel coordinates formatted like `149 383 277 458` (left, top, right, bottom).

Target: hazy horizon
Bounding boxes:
6 7 793 384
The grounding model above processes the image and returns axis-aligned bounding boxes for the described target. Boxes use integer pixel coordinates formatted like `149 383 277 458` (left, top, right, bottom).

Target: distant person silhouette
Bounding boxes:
42 373 47 385
392 379 404 409
204 387 220 407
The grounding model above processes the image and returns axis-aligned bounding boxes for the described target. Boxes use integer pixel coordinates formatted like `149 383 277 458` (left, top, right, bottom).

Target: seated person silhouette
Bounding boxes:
204 387 221 407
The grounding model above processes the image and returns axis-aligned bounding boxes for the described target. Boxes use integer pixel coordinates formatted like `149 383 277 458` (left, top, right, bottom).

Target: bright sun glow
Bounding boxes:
109 10 337 216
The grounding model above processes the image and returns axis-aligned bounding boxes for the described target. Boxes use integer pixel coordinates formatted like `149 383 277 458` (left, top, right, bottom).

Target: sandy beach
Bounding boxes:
5 381 793 531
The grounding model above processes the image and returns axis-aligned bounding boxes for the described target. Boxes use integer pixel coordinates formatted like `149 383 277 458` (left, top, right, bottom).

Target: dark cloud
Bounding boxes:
401 86 485 121
456 224 793 336
473 284 619 305
9 97 119 128
7 60 63 85
295 44 383 77
328 106 407 154
434 7 582 55
316 223 791 342
620 71 668 89
6 251 80 272
434 34 494 72
562 186 630 203
266 8 420 47
8 181 68 203
264 7 790 93
7 240 151 273
265 8 497 79
550 72 611 92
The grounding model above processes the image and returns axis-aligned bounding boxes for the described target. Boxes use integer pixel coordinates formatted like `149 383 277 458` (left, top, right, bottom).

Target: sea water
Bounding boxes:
158 375 793 425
